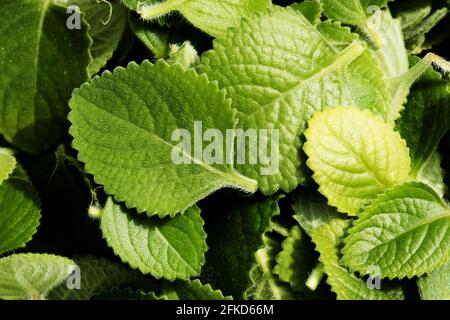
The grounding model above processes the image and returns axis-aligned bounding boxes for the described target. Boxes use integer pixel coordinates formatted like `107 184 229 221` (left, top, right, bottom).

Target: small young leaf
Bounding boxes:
136 0 271 38
304 107 411 215
201 196 281 298
200 6 390 195
0 148 16 184
342 182 450 279
69 60 257 217
246 234 294 300
0 254 76 300
0 0 92 154
160 279 232 300
417 259 450 300
0 170 41 255
100 198 207 281
48 256 153 300
273 225 316 293
311 219 404 300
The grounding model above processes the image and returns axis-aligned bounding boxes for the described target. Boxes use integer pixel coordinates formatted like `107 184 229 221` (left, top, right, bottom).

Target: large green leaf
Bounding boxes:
100 198 207 280
311 219 404 300
69 60 257 217
342 182 450 279
48 256 153 300
0 0 91 154
201 196 281 298
134 0 271 38
0 254 76 300
0 168 41 255
304 107 411 215
199 6 390 195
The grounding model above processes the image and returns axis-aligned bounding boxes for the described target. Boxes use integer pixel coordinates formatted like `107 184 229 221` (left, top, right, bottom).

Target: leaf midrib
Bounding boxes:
243 41 366 119
75 97 255 191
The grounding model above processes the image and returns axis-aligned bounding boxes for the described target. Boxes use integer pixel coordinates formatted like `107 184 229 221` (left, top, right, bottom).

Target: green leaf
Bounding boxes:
0 148 16 184
0 253 76 300
417 259 450 300
160 279 232 300
304 106 411 215
136 0 271 38
0 169 41 255
100 198 207 280
199 6 390 195
48 256 153 300
291 189 346 235
396 59 450 177
0 0 92 154
311 219 404 300
273 225 316 293
246 234 294 300
129 16 174 59
59 0 128 76
201 196 281 298
290 0 322 24
342 182 450 279
316 20 359 51
321 0 389 26
69 60 257 217
417 151 446 198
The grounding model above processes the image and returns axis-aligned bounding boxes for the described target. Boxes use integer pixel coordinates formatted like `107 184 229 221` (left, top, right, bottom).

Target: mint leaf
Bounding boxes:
129 16 174 59
160 279 232 300
100 198 207 280
201 196 281 298
61 0 128 76
311 219 404 300
392 0 449 54
0 148 16 184
342 182 450 279
316 20 359 51
291 189 346 236
136 0 271 38
0 253 76 300
304 107 411 215
69 60 257 217
0 169 41 255
273 225 315 293
417 151 446 197
199 6 390 195
246 234 295 300
417 259 450 300
48 256 153 300
321 0 389 26
396 60 450 177
290 0 322 24
0 0 91 154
